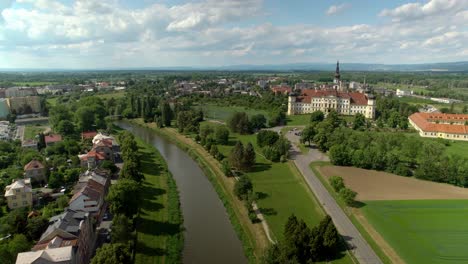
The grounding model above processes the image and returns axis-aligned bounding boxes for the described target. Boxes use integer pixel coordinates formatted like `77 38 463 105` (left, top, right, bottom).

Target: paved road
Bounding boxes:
288 138 382 264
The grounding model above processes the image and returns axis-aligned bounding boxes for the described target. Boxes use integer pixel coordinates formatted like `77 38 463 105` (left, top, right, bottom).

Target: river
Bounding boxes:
116 121 247 264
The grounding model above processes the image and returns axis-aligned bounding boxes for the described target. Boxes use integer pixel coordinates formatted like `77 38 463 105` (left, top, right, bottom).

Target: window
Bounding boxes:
12 196 16 200
22 201 27 205
13 203 17 207
22 194 26 198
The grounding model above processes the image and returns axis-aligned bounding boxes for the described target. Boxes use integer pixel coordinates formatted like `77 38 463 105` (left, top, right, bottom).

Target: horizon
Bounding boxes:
0 0 467 69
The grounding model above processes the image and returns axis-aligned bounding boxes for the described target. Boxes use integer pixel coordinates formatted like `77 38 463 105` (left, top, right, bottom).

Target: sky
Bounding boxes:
0 0 467 69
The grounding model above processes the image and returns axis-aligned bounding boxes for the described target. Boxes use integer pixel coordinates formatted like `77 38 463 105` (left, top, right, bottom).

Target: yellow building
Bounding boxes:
408 112 468 141
7 96 41 114
4 179 33 209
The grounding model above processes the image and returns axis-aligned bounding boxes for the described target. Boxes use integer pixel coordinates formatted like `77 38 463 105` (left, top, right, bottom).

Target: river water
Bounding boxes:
116 121 247 264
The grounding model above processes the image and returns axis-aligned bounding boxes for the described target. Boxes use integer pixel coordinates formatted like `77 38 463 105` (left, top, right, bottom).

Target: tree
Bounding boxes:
329 176 345 192
339 188 357 206
250 114 267 130
120 157 143 182
329 144 351 166
48 171 64 189
300 126 316 146
310 111 325 123
210 144 220 157
214 126 230 145
228 112 251 134
112 214 133 244
229 141 244 170
0 234 31 264
37 133 46 150
106 179 140 217
91 243 132 264
222 160 233 177
100 160 118 174
352 113 366 130
161 101 173 127
242 143 256 171
257 130 279 148
234 176 253 200
75 107 95 132
26 216 49 241
56 120 76 137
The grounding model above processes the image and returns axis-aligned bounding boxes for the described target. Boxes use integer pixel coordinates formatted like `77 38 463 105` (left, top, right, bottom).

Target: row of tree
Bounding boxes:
257 130 290 162
329 176 357 206
263 214 342 263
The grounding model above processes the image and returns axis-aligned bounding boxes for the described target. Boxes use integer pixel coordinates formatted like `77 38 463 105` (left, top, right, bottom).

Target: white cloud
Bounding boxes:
326 3 350 16
379 0 468 21
0 0 467 68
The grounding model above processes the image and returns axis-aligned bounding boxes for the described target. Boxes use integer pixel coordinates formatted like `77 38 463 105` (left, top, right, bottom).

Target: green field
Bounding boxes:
46 97 58 107
24 125 48 140
13 81 57 86
362 200 468 264
134 137 183 264
405 132 468 159
194 104 269 122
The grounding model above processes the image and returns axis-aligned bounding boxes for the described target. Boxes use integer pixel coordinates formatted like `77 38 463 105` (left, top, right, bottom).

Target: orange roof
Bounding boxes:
24 160 45 171
296 90 369 105
45 134 62 144
271 85 292 94
81 131 98 139
409 112 468 134
80 151 106 161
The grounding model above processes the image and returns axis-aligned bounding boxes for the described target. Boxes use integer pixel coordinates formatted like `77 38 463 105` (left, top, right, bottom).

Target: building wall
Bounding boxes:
0 99 10 119
287 96 375 118
25 168 46 183
7 189 32 209
408 118 468 141
8 96 41 113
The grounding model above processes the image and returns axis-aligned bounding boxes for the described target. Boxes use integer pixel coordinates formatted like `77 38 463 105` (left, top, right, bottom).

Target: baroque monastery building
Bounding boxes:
408 112 468 141
287 62 376 118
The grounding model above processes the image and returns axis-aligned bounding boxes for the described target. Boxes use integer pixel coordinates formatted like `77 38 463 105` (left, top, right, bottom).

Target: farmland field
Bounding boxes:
362 200 468 264
317 165 468 200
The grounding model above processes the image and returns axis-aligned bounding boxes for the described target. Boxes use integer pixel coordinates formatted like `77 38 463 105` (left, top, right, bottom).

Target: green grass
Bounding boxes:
24 125 48 140
286 114 311 126
445 140 468 159
13 81 57 86
95 91 126 100
361 200 468 264
133 137 183 264
194 104 269 122
46 97 58 107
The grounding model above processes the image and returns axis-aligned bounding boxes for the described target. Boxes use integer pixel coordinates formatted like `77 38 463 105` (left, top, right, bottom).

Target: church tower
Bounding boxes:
333 61 340 84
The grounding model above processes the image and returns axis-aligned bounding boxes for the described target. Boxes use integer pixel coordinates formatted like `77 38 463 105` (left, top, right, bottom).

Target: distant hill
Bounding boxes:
2 61 468 72
213 61 468 72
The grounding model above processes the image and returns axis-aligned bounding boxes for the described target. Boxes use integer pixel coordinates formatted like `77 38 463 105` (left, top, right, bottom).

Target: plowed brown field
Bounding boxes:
318 165 468 200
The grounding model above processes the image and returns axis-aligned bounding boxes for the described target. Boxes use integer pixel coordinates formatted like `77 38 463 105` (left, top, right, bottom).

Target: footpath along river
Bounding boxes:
116 121 247 264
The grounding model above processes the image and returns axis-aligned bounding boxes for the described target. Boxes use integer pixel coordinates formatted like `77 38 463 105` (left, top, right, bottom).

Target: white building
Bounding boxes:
287 90 376 118
396 89 413 97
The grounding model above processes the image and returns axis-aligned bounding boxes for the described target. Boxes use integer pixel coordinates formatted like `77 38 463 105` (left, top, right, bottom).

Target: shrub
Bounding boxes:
329 176 345 192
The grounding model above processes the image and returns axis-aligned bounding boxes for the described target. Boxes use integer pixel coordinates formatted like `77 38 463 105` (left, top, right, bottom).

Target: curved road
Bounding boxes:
281 127 382 264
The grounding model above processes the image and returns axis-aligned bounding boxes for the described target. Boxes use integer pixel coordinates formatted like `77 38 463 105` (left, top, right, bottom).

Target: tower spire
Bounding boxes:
335 60 340 80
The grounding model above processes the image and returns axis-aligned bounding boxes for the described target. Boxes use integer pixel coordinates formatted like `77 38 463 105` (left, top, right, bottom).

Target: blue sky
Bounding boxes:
0 0 467 69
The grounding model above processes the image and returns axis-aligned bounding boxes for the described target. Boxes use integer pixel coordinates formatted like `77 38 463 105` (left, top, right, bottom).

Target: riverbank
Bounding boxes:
127 119 267 263
133 135 184 264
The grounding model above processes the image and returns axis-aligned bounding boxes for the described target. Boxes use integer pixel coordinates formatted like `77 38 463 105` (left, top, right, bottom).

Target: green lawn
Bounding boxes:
405 132 468 159
134 137 183 264
286 114 311 126
362 200 468 264
203 123 352 263
24 125 48 140
46 97 58 107
13 81 57 86
194 104 269 122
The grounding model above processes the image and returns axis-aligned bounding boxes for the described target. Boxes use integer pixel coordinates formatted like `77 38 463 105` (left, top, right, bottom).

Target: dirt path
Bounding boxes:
353 208 405 264
162 127 270 258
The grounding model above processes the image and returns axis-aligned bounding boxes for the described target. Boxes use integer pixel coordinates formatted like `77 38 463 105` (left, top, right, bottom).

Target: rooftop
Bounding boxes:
409 112 468 134
16 245 74 264
24 159 45 171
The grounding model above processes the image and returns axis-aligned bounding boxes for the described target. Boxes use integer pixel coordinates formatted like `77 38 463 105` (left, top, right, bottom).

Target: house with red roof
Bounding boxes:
44 134 62 146
81 131 98 141
408 112 468 141
24 159 46 183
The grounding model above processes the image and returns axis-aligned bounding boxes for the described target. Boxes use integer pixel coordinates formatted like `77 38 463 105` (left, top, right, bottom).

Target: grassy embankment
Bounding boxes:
362 199 468 264
129 119 354 264
310 162 392 264
132 136 183 264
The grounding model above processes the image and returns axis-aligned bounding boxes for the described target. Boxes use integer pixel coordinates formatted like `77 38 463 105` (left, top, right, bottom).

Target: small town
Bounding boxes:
1 1 468 264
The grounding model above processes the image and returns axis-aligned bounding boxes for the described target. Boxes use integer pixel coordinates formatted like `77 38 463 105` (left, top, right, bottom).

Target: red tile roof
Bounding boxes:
45 134 62 144
271 85 292 94
81 131 98 139
80 151 106 161
409 112 468 134
24 160 45 171
296 90 369 105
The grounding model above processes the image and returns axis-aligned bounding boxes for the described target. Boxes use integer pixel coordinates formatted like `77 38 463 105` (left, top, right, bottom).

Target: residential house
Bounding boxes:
79 133 119 169
45 134 63 146
24 160 47 183
4 179 33 209
34 209 95 264
16 246 76 264
81 131 97 141
69 171 109 220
